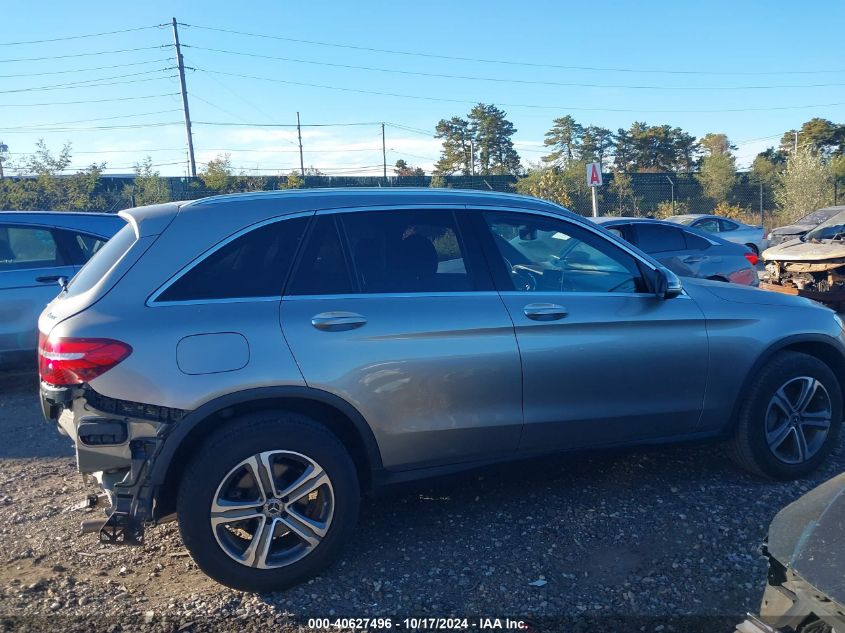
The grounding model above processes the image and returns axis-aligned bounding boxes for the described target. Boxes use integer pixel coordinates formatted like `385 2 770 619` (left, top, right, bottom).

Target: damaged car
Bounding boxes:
38 189 845 592
737 472 845 633
762 207 845 306
767 206 845 247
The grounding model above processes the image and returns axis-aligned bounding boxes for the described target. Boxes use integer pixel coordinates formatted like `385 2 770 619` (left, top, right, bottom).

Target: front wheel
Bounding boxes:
728 351 842 479
177 411 360 592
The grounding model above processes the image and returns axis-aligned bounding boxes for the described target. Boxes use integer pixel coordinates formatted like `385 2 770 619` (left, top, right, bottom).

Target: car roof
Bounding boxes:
594 216 676 224
594 215 745 249
123 188 571 238
0 211 126 237
179 187 562 211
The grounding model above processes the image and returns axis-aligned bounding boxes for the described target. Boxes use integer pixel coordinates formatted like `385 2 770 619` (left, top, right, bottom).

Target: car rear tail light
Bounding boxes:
39 334 132 386
744 251 759 266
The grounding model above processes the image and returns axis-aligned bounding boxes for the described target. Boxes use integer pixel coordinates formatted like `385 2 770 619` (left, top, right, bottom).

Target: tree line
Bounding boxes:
1 113 843 222
427 104 844 221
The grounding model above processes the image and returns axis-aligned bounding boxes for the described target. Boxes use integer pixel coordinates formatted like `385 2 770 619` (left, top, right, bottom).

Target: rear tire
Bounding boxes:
728 351 842 479
176 411 360 592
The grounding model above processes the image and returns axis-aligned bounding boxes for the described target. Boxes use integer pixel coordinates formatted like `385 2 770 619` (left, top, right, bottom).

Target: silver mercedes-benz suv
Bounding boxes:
38 189 845 592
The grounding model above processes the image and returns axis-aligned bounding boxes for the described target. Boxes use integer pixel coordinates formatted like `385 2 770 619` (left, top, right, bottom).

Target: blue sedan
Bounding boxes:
0 211 125 365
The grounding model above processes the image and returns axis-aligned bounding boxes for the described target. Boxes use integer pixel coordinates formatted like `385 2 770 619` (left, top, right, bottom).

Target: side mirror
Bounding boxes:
654 267 683 299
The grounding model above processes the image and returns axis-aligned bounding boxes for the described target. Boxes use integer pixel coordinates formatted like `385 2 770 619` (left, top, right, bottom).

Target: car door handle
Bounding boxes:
681 256 703 263
36 275 69 290
523 303 568 321
311 311 367 331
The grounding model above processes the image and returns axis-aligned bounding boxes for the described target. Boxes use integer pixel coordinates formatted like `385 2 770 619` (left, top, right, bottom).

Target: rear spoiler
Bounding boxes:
118 202 181 238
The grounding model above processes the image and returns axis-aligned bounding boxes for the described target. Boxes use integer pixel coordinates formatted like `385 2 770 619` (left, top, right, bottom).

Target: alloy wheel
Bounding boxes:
210 450 334 569
765 376 832 465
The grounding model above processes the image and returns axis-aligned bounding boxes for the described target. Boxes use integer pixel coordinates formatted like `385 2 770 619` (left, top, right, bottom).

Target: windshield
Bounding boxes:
805 209 845 242
798 207 842 226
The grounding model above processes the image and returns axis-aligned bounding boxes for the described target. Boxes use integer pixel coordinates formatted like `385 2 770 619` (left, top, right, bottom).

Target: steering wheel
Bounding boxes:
508 261 538 292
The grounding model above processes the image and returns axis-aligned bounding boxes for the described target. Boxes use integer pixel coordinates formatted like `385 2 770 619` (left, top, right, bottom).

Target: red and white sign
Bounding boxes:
586 162 603 187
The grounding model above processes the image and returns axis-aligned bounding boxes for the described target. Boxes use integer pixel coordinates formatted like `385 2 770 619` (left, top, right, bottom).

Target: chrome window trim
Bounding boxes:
0 264 76 275
151 296 282 308
146 210 315 307
282 290 503 301
148 203 682 307
314 203 470 216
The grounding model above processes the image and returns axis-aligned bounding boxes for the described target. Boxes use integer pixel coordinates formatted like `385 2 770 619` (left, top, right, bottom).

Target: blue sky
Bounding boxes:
2 0 844 176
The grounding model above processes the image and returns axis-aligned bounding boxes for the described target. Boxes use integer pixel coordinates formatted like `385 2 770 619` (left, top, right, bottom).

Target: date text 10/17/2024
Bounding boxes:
307 618 530 630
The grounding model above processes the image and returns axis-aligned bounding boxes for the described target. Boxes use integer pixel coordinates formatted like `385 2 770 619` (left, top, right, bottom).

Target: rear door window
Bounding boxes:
341 209 476 293
0 225 63 271
156 216 309 302
719 219 740 232
633 223 687 254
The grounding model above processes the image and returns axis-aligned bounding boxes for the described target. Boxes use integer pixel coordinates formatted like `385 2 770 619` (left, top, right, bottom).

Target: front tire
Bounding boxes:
177 411 360 592
728 351 842 479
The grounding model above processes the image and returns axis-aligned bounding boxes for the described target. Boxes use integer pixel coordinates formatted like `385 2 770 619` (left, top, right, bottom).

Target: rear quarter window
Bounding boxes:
683 231 712 250
156 216 309 302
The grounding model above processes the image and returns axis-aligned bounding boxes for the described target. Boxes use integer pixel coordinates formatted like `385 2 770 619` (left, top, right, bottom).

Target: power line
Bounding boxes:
13 109 183 128
385 123 432 136
183 44 845 91
387 149 438 161
0 45 169 64
0 92 180 107
188 73 299 148
0 68 176 94
193 120 383 127
7 147 187 156
0 58 174 78
0 24 168 46
199 147 384 153
193 68 845 114
0 122 183 133
179 22 845 77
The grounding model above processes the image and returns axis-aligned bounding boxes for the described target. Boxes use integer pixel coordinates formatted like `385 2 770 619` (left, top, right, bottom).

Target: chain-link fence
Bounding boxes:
4 172 843 232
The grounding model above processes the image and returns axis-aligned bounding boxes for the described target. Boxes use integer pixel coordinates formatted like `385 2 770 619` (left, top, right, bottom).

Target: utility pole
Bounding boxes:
171 18 196 178
296 112 305 177
470 140 475 177
0 141 7 179
794 131 799 153
381 123 387 180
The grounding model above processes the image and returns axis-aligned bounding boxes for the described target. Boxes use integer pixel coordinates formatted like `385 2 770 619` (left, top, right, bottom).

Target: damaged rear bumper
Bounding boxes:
40 382 187 546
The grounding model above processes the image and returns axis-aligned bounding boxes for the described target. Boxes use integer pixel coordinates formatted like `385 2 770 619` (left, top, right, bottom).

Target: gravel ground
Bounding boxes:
1 367 843 633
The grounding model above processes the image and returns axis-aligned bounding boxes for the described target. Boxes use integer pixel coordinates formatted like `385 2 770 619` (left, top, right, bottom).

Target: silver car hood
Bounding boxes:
767 472 845 606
